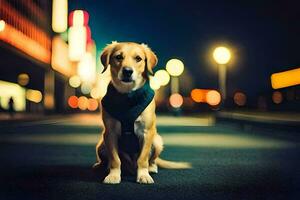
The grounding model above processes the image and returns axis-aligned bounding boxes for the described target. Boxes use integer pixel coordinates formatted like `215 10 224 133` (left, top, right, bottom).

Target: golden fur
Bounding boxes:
94 42 190 184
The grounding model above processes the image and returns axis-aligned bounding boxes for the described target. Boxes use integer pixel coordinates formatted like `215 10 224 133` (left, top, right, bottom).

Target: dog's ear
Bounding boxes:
141 43 158 75
100 41 118 73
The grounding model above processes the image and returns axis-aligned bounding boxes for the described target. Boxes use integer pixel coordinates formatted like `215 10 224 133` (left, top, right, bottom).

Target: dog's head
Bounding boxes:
100 42 157 93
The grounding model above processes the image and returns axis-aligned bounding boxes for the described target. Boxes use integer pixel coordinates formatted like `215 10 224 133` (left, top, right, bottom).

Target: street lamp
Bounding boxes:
166 59 184 94
213 46 231 103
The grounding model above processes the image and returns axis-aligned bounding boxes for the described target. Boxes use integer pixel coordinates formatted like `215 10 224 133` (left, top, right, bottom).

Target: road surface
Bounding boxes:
0 114 299 200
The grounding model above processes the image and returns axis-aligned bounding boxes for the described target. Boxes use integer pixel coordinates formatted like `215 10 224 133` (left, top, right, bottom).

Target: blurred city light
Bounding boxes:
69 75 81 88
213 47 231 65
190 89 208 103
0 80 26 111
0 20 5 32
77 52 96 82
80 82 92 94
0 22 51 64
51 36 74 77
154 70 170 86
233 92 247 106
52 0 68 33
271 68 300 89
78 96 89 110
87 98 98 111
169 93 184 108
17 73 30 86
149 75 161 90
26 89 42 103
90 88 101 99
69 10 89 27
68 96 78 108
166 59 184 77
206 90 221 106
68 26 87 61
272 91 283 104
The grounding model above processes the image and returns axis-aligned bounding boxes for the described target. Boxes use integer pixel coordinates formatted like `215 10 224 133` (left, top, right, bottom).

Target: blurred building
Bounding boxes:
0 0 74 113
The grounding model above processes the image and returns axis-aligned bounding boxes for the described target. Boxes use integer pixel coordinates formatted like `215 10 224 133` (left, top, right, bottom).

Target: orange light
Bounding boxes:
17 73 30 86
26 89 42 103
68 96 78 108
206 90 221 106
78 96 89 110
0 23 51 64
272 91 283 104
190 89 208 103
88 98 98 111
169 93 183 108
271 68 300 89
233 92 247 106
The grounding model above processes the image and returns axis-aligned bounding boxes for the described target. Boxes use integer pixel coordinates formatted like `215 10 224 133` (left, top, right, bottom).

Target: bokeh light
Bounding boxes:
0 20 5 32
272 91 283 104
78 96 88 110
149 75 160 90
234 92 247 106
69 75 81 88
169 93 183 108
88 98 98 111
52 0 68 33
271 68 300 89
26 89 42 103
81 82 92 94
154 70 170 86
166 59 184 77
69 10 89 27
213 47 231 65
206 90 221 106
68 96 78 108
90 88 101 99
17 73 30 86
190 89 207 103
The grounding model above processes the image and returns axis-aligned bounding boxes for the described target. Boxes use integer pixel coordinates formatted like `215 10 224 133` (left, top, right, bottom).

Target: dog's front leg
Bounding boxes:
103 131 121 184
137 126 155 184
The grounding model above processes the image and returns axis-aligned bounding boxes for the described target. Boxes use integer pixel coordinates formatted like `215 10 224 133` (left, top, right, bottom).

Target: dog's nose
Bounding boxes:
122 67 133 77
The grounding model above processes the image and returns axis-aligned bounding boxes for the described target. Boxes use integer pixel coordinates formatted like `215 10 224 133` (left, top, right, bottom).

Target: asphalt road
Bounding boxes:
0 114 299 200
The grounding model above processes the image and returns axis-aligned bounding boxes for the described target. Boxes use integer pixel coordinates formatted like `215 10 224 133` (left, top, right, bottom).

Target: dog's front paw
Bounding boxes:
137 169 154 184
103 173 121 184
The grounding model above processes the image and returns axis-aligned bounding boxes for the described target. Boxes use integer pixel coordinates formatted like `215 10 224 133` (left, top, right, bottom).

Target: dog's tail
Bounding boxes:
155 157 192 169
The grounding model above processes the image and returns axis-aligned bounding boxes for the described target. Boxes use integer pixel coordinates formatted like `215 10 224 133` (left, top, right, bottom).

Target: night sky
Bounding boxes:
69 0 300 97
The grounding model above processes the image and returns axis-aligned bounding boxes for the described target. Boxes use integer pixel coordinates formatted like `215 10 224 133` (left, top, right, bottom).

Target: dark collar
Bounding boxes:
102 81 155 123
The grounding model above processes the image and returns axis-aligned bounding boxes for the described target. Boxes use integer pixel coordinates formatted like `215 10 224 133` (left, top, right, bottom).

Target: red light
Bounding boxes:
68 96 78 108
69 10 89 27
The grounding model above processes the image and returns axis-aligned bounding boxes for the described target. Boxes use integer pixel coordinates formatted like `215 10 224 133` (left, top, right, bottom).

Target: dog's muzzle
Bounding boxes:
121 67 134 82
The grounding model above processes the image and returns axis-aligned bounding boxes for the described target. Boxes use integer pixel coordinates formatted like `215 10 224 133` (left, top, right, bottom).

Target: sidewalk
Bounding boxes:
216 111 300 134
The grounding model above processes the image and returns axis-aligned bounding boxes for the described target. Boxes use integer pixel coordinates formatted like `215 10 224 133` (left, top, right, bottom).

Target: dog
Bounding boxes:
93 42 191 184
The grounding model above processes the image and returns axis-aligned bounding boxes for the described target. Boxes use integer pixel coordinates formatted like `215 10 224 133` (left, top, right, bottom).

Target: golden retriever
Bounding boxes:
93 42 190 184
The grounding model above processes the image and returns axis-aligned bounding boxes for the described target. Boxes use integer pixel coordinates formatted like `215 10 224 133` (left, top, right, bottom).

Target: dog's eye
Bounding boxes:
115 55 123 61
135 56 142 62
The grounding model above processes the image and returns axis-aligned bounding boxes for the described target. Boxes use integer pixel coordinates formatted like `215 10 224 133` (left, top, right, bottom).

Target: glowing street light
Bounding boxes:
213 47 231 65
166 59 184 77
166 58 184 95
213 46 231 103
